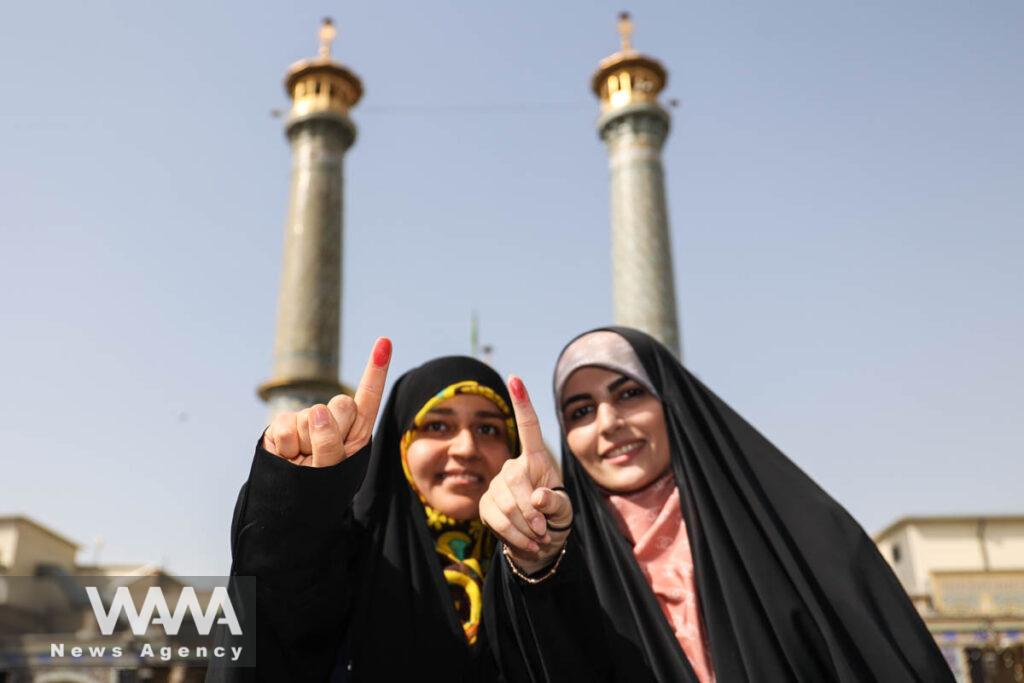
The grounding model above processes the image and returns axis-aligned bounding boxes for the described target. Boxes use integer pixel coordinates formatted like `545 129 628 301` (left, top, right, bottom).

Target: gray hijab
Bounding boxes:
553 330 657 428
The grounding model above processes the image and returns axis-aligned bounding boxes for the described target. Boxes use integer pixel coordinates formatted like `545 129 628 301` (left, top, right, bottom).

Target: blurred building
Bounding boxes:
0 516 207 683
592 13 682 358
875 515 1024 682
257 18 361 417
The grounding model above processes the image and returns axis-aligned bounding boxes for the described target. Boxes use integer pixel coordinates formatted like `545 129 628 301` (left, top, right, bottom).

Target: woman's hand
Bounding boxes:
262 337 392 468
479 375 573 575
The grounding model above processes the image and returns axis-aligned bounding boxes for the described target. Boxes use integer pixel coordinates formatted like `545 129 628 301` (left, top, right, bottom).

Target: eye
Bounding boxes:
476 423 502 437
566 404 595 423
421 421 449 434
618 386 646 402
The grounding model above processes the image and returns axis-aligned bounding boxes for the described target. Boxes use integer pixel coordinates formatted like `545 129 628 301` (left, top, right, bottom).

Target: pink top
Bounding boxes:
604 473 715 683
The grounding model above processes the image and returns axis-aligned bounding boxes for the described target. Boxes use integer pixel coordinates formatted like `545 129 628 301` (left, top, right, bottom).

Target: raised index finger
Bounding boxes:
352 337 392 429
507 375 545 455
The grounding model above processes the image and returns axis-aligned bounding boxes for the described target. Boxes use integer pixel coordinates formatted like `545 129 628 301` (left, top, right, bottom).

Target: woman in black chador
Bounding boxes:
481 327 954 682
212 339 536 681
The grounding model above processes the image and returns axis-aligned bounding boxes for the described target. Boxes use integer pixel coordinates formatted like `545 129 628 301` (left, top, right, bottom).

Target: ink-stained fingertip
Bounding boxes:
372 337 392 367
508 375 526 402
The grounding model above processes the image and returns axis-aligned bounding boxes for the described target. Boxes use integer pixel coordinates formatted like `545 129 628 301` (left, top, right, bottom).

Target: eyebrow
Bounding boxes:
423 408 505 421
561 374 634 411
607 375 632 392
561 393 590 411
426 408 455 416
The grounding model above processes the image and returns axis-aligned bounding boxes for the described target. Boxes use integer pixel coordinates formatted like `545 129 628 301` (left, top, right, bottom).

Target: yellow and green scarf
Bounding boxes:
399 380 517 644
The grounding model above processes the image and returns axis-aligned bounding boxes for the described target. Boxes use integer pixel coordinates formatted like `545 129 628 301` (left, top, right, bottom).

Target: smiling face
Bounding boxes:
560 366 671 494
404 393 514 521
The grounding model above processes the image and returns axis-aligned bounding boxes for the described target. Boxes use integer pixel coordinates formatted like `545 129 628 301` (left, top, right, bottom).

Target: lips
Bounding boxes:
601 439 645 464
437 470 485 485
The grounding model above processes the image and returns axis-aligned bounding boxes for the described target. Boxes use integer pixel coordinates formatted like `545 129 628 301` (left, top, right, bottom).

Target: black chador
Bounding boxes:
210 357 549 681
486 327 954 683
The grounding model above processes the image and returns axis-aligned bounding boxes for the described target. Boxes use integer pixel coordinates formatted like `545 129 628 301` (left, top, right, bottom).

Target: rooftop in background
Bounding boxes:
0 516 79 551
875 515 1024 544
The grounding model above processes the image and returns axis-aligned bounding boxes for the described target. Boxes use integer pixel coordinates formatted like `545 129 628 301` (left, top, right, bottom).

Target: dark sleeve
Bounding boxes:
211 436 370 683
482 535 626 683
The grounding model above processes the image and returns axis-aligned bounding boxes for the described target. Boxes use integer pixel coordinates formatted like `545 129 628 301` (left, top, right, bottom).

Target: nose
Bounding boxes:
596 401 625 438
447 427 479 460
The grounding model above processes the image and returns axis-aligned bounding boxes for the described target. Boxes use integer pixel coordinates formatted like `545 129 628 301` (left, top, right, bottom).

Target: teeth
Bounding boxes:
606 442 642 459
441 472 482 483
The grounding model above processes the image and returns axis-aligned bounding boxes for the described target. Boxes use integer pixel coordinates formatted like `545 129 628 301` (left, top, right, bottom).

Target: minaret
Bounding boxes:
257 19 363 415
592 12 681 358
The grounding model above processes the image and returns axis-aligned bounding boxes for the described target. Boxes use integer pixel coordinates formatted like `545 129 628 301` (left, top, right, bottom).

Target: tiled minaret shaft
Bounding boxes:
258 19 363 416
593 13 681 358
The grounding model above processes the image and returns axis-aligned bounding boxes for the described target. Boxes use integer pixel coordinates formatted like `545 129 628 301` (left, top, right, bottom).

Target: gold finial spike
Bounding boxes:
617 11 633 52
318 17 337 59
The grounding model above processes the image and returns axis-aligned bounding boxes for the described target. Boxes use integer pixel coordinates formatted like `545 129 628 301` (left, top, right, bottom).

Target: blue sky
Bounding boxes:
2 1 1021 574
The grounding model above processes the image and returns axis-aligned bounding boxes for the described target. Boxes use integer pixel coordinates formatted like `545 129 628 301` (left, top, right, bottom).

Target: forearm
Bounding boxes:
227 436 371 679
485 534 614 682
232 436 368 579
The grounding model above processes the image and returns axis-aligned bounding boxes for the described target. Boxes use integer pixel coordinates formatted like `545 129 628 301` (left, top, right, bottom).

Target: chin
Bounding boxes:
599 465 657 494
432 494 480 523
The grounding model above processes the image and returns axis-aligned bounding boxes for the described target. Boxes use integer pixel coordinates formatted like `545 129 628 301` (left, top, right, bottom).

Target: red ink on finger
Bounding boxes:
372 337 392 367
509 376 526 402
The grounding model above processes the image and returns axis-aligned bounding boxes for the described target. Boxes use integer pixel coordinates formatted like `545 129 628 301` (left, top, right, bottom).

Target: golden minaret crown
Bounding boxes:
591 12 667 113
284 17 363 118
